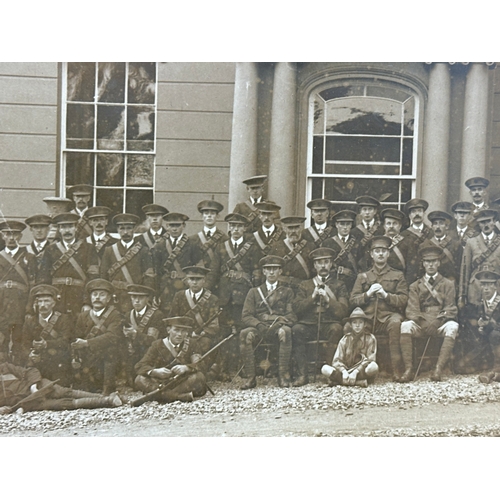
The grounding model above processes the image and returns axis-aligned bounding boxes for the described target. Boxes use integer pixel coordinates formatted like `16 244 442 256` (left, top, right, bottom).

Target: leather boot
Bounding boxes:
399 335 414 383
431 337 455 381
278 336 292 387
102 361 117 396
389 330 404 381
292 343 309 387
71 389 101 398
240 341 257 390
73 392 122 409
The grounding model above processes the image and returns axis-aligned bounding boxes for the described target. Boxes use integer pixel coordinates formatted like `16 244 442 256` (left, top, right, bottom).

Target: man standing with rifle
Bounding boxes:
134 316 207 403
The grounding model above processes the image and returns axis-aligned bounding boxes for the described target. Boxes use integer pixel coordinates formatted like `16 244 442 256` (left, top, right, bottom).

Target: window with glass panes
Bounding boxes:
308 81 418 213
61 62 157 216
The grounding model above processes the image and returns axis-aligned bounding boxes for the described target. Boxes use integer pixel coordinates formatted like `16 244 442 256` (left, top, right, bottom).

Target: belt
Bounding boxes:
223 270 251 281
337 266 354 276
52 277 85 287
0 280 28 291
111 280 129 290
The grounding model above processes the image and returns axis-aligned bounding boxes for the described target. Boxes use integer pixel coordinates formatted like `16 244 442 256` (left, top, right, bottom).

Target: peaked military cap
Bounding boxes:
86 278 114 294
476 270 500 282
427 210 453 223
309 247 336 261
32 284 59 298
85 206 112 219
67 184 93 197
259 255 285 268
465 177 489 189
163 316 195 329
333 210 357 222
142 204 169 216
52 212 80 225
163 212 189 223
404 198 429 213
451 201 474 213
380 208 405 222
182 266 211 277
242 175 267 187
475 209 498 222
355 196 380 207
307 199 331 210
25 214 52 226
113 213 140 226
419 244 443 260
224 213 249 224
0 220 27 232
126 284 156 296
370 236 392 249
197 200 224 213
255 201 281 213
281 216 306 226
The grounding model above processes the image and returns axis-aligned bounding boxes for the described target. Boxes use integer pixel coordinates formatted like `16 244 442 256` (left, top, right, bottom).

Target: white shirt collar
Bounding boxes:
191 289 203 300
5 246 20 256
487 292 498 308
425 273 438 282
435 235 446 242
263 224 275 235
121 239 134 249
315 222 327 230
231 236 244 246
266 281 277 291
93 307 105 317
136 305 148 317
412 223 424 231
170 234 183 243
94 233 105 241
75 207 88 217
40 312 53 322
363 220 374 229
483 232 494 242
204 227 215 236
151 229 163 236
474 202 485 209
63 239 76 250
251 197 262 204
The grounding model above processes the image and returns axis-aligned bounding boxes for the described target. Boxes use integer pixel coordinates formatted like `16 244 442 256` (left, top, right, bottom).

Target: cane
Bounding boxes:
413 336 431 381
314 295 323 382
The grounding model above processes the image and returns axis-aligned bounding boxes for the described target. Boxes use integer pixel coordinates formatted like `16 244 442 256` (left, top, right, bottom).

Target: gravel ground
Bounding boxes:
2 373 500 436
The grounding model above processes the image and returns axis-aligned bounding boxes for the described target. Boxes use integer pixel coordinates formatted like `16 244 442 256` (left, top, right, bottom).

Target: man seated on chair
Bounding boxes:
399 244 459 382
321 307 378 388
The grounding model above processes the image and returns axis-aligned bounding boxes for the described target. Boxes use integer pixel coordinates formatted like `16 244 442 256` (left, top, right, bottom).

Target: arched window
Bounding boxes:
307 79 419 212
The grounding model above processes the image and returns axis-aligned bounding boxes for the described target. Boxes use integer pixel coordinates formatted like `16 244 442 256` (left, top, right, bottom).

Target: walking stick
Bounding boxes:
372 297 379 335
314 295 323 382
413 336 431 381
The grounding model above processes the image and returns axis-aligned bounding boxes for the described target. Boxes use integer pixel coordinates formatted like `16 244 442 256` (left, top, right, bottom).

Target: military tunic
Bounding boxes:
322 234 360 292
85 233 118 263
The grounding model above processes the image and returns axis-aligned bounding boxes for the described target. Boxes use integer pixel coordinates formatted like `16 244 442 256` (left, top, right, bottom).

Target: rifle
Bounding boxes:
130 330 236 407
193 307 224 337
3 378 60 414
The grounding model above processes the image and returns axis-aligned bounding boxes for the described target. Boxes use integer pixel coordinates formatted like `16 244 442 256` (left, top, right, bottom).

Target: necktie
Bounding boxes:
172 238 178 248
192 293 198 303
342 237 347 244
206 231 212 239
265 231 271 239
154 232 161 242
485 238 490 246
429 277 435 286
233 242 238 252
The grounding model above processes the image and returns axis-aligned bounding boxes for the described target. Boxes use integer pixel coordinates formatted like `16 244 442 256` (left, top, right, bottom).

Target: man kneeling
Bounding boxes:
134 316 207 403
321 308 378 387
0 362 122 414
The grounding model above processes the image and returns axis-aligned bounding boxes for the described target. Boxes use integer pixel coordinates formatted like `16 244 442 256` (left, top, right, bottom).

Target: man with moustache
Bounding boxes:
302 199 334 247
84 206 117 263
137 204 169 250
252 201 284 257
67 184 93 238
233 175 268 235
465 177 490 216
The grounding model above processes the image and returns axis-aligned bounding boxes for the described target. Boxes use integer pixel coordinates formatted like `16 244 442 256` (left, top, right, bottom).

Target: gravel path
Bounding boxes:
2 374 500 436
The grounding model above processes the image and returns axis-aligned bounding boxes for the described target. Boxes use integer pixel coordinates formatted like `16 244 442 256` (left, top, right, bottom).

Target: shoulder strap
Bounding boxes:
0 250 30 287
257 286 274 315
108 242 142 282
471 235 500 273
40 311 62 339
53 240 86 280
422 279 444 308
283 239 310 278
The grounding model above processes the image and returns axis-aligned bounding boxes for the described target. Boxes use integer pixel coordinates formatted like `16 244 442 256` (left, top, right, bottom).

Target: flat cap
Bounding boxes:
31 284 59 298
142 204 169 216
197 200 224 213
25 214 52 226
113 213 140 226
465 177 489 189
126 284 156 296
476 270 500 282
307 199 331 210
333 210 357 222
419 244 443 260
404 198 429 213
67 184 93 197
86 278 114 294
475 209 498 222
242 175 267 187
451 201 474 213
259 255 285 268
370 236 392 250
224 213 249 224
85 206 112 219
355 196 380 207
281 216 306 226
182 266 211 277
163 316 195 329
427 210 453 223
0 220 27 232
255 201 281 213
163 212 189 223
309 247 336 261
380 208 405 222
52 212 80 225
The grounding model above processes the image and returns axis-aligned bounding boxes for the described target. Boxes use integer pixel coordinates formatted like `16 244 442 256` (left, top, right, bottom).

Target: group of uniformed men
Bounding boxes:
2 174 500 412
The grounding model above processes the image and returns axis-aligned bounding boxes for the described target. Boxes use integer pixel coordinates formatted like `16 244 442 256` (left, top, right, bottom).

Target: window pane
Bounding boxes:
313 97 324 135
97 63 125 103
325 177 400 203
404 97 415 136
325 163 399 175
319 85 365 101
127 106 155 151
402 138 413 175
326 136 400 163
311 178 323 199
66 104 94 149
96 188 124 215
401 180 412 203
96 153 124 186
67 63 95 102
126 189 154 216
66 152 94 186
128 63 156 104
326 97 403 135
96 105 125 150
127 155 154 187
312 136 323 174
366 85 410 103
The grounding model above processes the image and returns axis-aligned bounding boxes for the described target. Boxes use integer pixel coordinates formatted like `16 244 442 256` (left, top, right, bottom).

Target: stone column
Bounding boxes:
228 62 259 212
421 63 451 211
460 63 491 200
268 62 297 215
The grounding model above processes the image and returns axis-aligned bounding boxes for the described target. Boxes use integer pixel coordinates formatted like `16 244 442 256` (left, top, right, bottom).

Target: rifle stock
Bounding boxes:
7 378 60 413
